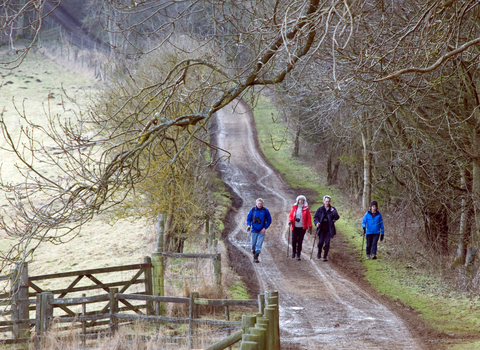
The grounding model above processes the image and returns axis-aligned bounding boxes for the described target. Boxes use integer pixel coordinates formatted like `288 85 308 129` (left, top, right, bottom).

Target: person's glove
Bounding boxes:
247 226 251 232
288 221 293 227
308 227 313 235
363 227 366 235
380 235 384 242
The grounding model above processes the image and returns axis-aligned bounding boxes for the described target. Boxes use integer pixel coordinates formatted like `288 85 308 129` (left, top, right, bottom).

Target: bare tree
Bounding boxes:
0 0 359 276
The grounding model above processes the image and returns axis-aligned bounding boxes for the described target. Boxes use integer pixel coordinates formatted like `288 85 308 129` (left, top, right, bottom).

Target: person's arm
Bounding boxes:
313 207 321 227
380 214 385 236
246 208 253 227
264 208 272 229
287 207 295 227
332 207 339 222
306 208 313 227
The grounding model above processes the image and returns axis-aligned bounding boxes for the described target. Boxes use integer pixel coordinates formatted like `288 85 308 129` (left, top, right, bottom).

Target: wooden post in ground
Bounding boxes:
34 291 53 349
258 293 265 314
109 288 118 334
240 341 258 350
263 307 276 350
188 292 196 350
144 256 154 315
265 291 280 350
212 253 222 285
205 220 210 247
81 293 86 348
11 262 29 340
242 314 257 331
252 325 267 350
243 333 259 344
152 214 166 315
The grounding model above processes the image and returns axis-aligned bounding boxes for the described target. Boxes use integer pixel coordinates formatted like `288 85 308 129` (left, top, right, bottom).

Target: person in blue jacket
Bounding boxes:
362 200 385 260
246 198 272 263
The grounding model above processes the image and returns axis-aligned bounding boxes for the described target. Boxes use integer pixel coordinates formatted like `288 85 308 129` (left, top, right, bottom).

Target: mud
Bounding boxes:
213 100 447 349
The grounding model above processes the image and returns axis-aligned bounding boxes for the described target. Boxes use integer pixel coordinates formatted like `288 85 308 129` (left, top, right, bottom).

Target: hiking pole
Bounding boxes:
360 229 365 258
286 224 291 257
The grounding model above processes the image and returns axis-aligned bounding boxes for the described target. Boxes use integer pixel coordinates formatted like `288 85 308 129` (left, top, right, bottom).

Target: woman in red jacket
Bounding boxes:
287 195 313 260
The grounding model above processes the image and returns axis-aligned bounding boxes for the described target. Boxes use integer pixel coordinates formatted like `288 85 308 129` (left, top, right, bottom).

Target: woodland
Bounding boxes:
2 0 480 301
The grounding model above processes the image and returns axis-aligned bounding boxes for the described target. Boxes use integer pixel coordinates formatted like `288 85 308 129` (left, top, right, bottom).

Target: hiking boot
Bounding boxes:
317 252 321 259
292 252 296 258
253 253 259 263
296 254 301 261
322 257 328 262
372 254 377 260
366 254 370 260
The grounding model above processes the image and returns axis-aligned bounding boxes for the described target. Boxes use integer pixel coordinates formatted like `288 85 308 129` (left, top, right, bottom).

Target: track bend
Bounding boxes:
214 101 423 350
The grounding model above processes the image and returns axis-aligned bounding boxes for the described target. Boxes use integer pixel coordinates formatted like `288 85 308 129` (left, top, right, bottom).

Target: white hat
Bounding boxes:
294 195 308 206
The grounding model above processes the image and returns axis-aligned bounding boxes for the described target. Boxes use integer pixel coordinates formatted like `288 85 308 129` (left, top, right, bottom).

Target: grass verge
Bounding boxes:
252 94 480 348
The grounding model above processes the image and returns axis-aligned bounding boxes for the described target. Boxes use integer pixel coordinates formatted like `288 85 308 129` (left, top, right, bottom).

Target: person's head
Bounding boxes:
256 198 264 208
295 195 307 206
370 200 378 213
323 195 331 207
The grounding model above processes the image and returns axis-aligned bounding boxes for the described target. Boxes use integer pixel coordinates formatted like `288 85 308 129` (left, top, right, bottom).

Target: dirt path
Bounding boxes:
214 101 425 350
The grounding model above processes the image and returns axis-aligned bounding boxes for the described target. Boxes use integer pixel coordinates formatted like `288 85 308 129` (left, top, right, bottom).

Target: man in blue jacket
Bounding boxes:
362 200 385 260
246 198 272 263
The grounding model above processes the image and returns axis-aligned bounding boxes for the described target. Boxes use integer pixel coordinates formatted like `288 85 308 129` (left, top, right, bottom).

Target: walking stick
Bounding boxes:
286 225 291 258
360 229 365 258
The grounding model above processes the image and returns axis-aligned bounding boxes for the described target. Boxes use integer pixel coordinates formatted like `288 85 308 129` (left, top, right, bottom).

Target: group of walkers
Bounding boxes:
246 196 384 263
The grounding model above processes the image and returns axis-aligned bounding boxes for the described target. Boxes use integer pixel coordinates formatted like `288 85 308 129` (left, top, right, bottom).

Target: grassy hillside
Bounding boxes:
252 93 480 349
0 50 158 288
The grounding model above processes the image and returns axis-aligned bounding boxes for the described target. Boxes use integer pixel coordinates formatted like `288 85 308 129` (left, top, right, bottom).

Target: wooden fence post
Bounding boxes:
265 290 280 349
81 293 86 348
263 307 276 350
240 341 258 350
188 292 197 350
11 262 29 340
35 291 53 348
242 314 256 331
144 256 154 315
252 325 267 350
212 254 221 285
109 288 118 334
152 214 166 315
258 294 265 314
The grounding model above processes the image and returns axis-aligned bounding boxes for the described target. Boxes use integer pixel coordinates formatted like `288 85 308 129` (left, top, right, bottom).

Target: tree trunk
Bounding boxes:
456 165 471 265
293 124 300 157
361 117 372 211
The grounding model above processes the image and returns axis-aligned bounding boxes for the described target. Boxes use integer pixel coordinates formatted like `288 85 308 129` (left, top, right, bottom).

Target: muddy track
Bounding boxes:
213 100 430 349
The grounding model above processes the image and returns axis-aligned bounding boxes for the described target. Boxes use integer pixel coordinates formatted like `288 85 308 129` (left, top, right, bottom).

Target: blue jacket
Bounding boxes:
247 206 272 233
362 210 384 235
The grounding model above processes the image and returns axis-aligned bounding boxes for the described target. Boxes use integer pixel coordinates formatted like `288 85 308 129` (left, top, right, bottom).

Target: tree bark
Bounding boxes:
361 116 372 211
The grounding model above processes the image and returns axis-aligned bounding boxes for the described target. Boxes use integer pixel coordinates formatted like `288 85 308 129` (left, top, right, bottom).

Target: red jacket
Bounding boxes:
288 205 313 230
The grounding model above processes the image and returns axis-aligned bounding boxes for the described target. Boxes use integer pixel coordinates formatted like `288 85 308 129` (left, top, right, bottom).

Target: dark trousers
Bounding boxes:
317 230 331 258
292 227 306 257
366 234 380 255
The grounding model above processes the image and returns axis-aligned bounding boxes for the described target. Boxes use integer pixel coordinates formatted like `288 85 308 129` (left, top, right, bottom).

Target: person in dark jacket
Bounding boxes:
246 198 272 263
362 200 384 260
313 195 340 261
287 195 313 260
